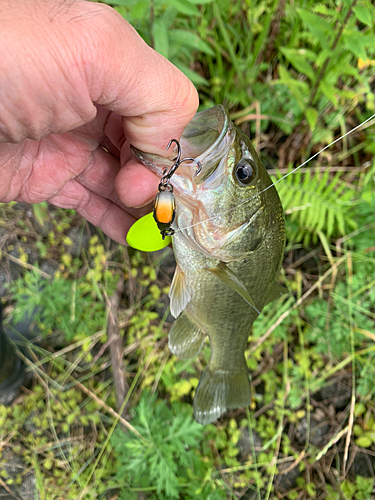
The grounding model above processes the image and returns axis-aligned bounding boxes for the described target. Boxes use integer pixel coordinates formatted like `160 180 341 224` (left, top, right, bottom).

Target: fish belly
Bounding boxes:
186 263 258 425
172 233 276 424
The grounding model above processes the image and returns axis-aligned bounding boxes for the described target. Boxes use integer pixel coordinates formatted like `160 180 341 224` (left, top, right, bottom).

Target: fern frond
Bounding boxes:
272 166 358 245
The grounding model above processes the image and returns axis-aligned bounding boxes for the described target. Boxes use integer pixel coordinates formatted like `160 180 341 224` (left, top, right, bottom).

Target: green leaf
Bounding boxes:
305 107 318 131
361 33 375 50
353 3 373 27
112 395 204 499
32 202 49 227
44 458 53 470
342 31 367 61
102 0 141 5
320 80 338 107
281 48 315 81
67 412 76 425
353 424 364 436
355 435 373 448
126 0 149 20
273 166 358 246
172 380 193 399
167 0 199 15
276 65 308 111
169 29 214 56
173 61 209 86
186 0 214 3
153 18 169 58
297 9 335 49
315 48 332 67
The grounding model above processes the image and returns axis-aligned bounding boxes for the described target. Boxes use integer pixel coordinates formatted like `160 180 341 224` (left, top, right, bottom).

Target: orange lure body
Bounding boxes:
153 190 176 239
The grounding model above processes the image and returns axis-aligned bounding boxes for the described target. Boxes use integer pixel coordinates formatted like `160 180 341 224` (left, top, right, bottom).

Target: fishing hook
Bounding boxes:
160 139 202 189
154 139 202 239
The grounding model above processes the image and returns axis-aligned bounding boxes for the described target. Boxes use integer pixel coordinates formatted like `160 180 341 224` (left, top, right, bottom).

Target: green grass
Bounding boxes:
1 0 375 499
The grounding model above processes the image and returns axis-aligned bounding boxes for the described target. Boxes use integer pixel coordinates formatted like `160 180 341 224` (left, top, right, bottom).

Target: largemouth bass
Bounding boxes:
133 105 285 424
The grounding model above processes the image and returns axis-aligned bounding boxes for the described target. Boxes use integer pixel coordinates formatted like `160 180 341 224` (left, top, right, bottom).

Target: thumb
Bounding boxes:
85 5 199 153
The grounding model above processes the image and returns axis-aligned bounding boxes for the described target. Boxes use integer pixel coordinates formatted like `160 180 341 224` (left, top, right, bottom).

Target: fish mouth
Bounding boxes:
180 105 230 170
132 105 234 190
132 106 241 256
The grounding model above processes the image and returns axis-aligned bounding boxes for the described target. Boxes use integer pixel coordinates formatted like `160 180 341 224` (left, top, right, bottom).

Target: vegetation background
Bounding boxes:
0 0 375 499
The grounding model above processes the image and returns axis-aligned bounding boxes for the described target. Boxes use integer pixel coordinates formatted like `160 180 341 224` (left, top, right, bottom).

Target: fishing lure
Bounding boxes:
126 139 201 251
153 139 202 239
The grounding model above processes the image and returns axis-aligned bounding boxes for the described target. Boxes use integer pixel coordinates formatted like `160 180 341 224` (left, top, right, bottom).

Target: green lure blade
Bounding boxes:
126 212 172 252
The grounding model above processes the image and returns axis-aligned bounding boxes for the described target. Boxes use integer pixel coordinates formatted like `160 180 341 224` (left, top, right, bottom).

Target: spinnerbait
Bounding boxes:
153 139 202 239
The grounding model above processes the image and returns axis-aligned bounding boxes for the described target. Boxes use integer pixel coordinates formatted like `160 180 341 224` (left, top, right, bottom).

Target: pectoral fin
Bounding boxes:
169 265 191 318
208 263 260 315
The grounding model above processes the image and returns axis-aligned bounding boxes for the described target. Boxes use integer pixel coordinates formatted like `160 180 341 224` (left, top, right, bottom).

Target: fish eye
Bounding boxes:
234 159 256 185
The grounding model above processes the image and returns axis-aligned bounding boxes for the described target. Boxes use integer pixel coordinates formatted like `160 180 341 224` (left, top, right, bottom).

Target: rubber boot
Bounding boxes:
0 303 29 406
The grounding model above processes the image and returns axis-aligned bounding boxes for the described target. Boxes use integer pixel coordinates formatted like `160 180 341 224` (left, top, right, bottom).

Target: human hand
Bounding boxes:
0 0 198 244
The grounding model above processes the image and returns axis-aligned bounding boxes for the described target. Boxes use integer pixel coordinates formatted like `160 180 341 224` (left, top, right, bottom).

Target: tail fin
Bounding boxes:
193 358 251 425
169 312 205 360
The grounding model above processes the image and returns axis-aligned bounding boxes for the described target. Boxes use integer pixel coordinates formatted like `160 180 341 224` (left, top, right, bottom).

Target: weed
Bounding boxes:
9 270 110 342
1 0 375 499
112 394 227 500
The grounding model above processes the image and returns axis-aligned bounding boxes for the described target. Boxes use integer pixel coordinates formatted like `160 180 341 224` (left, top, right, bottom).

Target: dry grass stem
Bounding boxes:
250 255 347 354
2 252 51 278
75 380 143 440
315 426 349 462
105 277 129 419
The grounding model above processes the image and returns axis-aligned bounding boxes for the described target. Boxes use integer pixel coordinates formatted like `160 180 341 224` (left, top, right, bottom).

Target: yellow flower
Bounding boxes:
358 58 375 70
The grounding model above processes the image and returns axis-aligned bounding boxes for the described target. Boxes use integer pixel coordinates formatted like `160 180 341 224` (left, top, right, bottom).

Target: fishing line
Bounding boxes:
176 112 375 234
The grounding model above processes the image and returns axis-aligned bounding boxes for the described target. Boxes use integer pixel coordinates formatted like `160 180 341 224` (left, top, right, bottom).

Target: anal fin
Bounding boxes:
193 357 251 425
169 312 205 360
